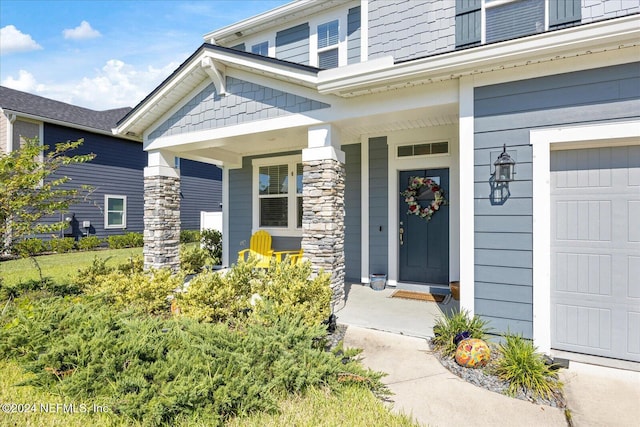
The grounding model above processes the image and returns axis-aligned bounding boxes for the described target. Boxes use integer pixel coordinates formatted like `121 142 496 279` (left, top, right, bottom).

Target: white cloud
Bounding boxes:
63 21 101 40
1 70 44 92
0 25 42 54
2 59 179 110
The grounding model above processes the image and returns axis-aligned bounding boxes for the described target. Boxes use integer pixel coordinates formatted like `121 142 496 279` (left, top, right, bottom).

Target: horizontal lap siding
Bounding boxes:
275 23 310 65
369 137 388 275
344 143 362 282
42 124 146 238
228 158 253 260
473 62 640 339
180 159 222 231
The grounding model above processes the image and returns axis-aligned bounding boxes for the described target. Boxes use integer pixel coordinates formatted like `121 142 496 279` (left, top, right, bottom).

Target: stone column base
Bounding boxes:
144 174 180 272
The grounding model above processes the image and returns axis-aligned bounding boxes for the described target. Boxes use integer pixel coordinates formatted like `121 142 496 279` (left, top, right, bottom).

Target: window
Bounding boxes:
253 156 303 235
105 195 126 229
397 142 449 158
317 20 339 69
251 41 269 56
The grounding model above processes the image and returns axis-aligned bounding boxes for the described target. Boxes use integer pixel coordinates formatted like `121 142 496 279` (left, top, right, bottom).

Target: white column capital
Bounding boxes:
304 124 345 163
145 149 179 178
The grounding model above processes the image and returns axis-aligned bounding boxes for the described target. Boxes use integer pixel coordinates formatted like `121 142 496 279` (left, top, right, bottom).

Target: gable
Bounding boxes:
149 76 329 141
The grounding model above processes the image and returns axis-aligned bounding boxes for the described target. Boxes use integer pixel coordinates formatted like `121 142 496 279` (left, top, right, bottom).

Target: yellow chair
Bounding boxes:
275 249 304 265
237 230 274 268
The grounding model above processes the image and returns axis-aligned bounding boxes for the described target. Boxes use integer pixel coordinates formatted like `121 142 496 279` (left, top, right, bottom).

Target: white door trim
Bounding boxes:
529 120 640 354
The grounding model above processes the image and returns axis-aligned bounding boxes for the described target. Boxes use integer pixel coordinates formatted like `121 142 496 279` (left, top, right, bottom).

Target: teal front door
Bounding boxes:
399 169 449 285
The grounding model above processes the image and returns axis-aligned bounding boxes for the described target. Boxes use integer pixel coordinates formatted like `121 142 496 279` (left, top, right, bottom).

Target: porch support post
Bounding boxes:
302 124 346 308
143 149 180 272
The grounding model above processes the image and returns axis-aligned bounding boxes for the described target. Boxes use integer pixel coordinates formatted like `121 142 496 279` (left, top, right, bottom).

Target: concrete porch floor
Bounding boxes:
334 283 458 338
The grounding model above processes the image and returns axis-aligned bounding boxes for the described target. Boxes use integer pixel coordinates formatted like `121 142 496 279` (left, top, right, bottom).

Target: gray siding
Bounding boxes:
149 79 329 141
343 143 362 282
180 159 222 230
368 0 455 62
228 151 302 263
369 137 388 275
40 124 221 240
456 0 481 47
275 23 310 65
473 61 640 338
347 6 361 65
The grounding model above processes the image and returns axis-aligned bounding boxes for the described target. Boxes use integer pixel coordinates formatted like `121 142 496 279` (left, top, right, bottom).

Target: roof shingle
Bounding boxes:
0 86 132 133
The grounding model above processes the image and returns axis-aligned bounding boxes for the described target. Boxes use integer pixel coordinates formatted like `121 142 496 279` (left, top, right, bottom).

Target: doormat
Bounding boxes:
390 290 445 303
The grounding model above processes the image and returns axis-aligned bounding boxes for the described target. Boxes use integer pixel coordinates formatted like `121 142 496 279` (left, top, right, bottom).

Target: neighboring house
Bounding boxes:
114 0 640 365
0 86 222 239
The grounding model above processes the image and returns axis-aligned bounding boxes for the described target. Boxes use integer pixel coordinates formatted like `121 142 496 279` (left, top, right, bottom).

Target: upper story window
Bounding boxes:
251 41 269 56
455 0 582 48
317 20 339 69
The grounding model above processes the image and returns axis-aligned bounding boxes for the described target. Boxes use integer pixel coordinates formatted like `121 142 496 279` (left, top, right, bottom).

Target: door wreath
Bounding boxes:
401 176 446 221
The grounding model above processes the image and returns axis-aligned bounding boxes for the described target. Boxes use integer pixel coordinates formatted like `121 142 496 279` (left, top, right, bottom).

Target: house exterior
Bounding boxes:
0 86 222 239
114 0 640 365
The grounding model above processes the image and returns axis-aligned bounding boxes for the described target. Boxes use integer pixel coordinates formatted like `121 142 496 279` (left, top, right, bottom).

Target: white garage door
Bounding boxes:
551 145 640 362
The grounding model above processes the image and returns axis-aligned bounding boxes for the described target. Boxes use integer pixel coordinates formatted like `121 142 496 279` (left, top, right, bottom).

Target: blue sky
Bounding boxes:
1 0 289 110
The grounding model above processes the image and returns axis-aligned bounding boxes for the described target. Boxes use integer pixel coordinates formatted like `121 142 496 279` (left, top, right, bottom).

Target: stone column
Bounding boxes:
302 125 346 307
143 150 180 272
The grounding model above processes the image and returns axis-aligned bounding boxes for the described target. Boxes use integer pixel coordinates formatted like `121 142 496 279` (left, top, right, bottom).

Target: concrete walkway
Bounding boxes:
336 284 640 427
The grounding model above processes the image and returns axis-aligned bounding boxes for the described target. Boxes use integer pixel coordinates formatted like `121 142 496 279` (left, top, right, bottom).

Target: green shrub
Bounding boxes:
432 310 491 358
77 235 102 250
0 298 387 426
12 238 48 257
180 229 200 244
494 333 562 399
107 232 143 249
175 258 331 327
201 228 222 264
74 257 113 289
49 237 75 253
116 255 144 275
83 268 180 314
180 246 210 275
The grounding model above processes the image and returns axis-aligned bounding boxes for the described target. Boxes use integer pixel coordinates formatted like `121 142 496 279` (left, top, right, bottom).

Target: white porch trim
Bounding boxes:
222 166 230 267
458 76 475 315
529 120 640 355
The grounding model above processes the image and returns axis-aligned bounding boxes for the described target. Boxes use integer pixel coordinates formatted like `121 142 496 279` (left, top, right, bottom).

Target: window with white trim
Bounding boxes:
105 195 127 229
253 156 303 235
317 20 339 69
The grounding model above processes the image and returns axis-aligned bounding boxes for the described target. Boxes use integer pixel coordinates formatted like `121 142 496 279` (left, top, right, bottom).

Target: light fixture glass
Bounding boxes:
494 144 516 182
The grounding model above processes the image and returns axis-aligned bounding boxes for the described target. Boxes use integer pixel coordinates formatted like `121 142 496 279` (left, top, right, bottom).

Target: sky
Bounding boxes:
1 0 290 111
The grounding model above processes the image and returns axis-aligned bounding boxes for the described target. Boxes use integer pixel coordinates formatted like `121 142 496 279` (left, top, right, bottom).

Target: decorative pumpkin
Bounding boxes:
455 338 491 368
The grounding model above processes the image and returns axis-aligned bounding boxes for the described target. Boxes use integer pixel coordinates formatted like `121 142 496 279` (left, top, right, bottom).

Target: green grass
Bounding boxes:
0 248 142 286
0 359 128 427
0 359 418 427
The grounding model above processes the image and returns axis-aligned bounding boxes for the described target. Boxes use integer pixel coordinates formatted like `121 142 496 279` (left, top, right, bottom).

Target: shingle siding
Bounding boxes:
581 0 640 24
149 78 329 141
368 0 455 62
473 61 640 338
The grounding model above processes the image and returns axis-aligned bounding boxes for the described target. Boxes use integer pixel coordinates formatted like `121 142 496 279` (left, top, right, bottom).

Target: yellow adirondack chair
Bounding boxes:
237 230 274 268
275 249 304 265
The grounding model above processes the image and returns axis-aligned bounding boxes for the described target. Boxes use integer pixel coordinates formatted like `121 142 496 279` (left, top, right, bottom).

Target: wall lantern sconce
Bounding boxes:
493 144 516 183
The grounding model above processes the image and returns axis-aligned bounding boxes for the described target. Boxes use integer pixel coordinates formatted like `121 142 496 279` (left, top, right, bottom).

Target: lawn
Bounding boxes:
0 250 420 426
0 248 142 286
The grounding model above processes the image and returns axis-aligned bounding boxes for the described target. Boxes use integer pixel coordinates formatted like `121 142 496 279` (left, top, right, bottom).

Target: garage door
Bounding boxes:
551 145 640 362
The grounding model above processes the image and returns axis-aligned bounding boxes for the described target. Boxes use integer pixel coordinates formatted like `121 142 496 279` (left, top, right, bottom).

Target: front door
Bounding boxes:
399 169 449 285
